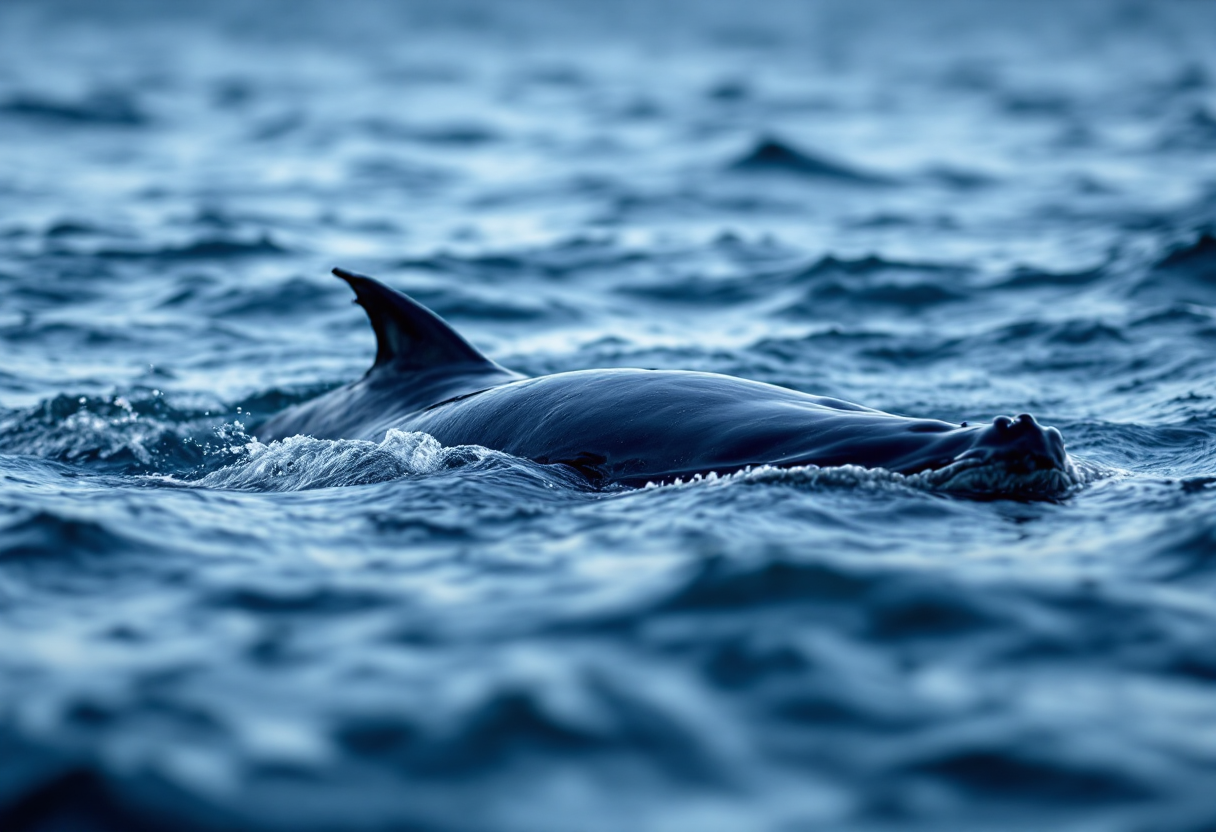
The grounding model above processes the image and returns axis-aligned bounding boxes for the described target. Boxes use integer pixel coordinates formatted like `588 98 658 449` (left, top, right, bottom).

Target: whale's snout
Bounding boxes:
927 412 1078 498
962 413 1069 473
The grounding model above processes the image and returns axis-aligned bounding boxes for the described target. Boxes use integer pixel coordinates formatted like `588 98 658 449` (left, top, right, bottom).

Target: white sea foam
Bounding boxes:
646 455 1110 500
197 429 491 492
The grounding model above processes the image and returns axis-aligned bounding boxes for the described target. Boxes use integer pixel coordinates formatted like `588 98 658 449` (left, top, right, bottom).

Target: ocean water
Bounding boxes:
2 0 1216 829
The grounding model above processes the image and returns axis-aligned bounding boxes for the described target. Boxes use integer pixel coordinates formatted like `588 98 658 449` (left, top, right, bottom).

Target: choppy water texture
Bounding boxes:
3 1 1216 829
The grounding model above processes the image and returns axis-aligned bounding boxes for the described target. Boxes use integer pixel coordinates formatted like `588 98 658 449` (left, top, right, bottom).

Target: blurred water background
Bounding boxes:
2 0 1216 829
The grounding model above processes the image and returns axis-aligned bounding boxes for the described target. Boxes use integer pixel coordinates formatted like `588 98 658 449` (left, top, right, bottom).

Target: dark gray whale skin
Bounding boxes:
256 269 1072 489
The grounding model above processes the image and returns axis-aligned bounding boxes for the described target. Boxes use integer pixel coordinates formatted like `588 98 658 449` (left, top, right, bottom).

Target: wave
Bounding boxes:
981 318 1128 348
1130 231 1216 305
43 220 108 239
783 279 965 312
194 430 493 492
620 251 970 309
0 320 141 349
792 254 963 280
202 277 335 318
0 393 221 473
1000 90 1073 117
616 274 770 305
347 156 453 189
751 313 1130 372
1155 231 1216 272
778 255 970 314
656 550 876 612
727 136 894 185
95 234 288 260
923 165 998 190
900 742 1155 804
359 117 500 146
1067 421 1216 475
396 237 647 280
1143 513 1216 585
0 91 148 126
0 391 289 477
0 510 145 562
992 264 1107 290
405 286 579 322
1157 106 1216 151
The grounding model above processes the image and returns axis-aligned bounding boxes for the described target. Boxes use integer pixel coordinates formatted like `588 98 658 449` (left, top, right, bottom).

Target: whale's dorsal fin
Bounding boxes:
332 267 495 373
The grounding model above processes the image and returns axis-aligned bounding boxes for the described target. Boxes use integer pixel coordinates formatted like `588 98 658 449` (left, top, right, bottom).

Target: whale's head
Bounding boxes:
927 413 1080 498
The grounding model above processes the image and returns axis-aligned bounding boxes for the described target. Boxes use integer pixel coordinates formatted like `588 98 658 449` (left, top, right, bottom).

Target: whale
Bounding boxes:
254 268 1079 498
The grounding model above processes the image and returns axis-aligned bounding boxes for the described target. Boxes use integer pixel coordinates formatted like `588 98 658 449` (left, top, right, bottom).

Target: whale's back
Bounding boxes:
397 368 971 485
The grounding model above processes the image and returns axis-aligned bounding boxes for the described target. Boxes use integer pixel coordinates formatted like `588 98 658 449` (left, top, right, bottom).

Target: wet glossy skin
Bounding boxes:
260 365 1069 487
403 371 972 484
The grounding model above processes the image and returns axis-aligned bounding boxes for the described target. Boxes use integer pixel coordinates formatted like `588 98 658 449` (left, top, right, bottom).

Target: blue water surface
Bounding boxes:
3 1 1216 829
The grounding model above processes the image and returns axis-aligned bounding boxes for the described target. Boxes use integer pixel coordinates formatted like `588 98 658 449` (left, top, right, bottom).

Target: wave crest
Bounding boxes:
196 429 490 492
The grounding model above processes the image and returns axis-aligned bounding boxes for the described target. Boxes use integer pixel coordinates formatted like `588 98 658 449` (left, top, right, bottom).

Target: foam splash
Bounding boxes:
659 463 919 494
0 392 217 471
647 456 1107 501
196 429 491 492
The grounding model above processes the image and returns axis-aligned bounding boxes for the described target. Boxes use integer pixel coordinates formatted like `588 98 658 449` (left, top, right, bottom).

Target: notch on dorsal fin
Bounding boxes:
332 267 495 373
